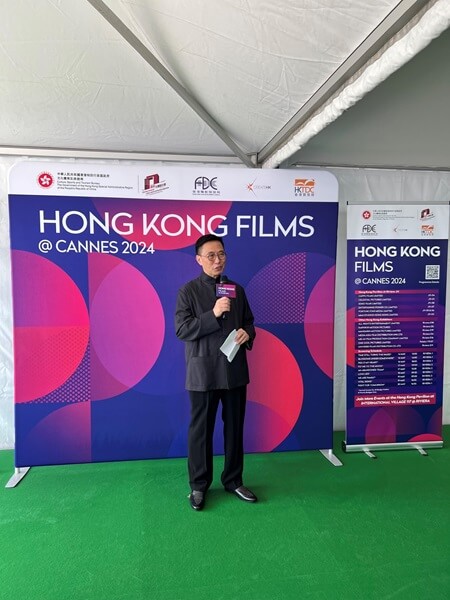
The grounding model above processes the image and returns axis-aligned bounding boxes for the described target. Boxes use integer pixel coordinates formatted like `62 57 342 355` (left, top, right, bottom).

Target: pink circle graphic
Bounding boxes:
12 251 89 403
365 409 396 444
25 402 91 463
246 328 303 451
304 266 336 378
426 407 443 436
88 254 165 400
365 407 425 444
409 433 442 442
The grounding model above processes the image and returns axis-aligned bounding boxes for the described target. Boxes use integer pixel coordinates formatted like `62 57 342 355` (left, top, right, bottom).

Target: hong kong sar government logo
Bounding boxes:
362 210 371 220
37 172 54 188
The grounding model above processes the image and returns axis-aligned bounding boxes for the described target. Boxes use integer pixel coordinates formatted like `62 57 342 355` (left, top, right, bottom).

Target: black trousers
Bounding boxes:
188 386 247 492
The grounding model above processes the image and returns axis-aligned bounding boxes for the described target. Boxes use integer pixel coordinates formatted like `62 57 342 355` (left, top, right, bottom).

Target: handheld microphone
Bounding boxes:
220 275 229 320
216 274 236 319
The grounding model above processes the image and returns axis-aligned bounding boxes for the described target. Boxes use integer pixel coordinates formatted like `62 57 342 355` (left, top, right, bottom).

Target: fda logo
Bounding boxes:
194 176 217 191
362 224 377 234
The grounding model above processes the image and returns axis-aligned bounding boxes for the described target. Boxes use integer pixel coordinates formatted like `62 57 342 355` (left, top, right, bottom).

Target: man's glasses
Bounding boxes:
200 251 226 262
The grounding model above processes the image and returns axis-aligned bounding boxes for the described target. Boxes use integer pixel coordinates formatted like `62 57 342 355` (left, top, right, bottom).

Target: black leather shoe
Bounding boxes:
188 490 205 511
227 485 257 503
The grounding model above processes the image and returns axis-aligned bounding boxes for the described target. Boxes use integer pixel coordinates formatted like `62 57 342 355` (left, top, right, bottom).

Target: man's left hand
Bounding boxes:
234 328 250 345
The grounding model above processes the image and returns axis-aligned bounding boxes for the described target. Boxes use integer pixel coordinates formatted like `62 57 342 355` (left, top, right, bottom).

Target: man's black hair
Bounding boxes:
195 234 225 255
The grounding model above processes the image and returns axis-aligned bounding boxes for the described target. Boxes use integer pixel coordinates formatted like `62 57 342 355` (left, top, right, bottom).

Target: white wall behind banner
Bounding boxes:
1 156 450 449
0 156 16 450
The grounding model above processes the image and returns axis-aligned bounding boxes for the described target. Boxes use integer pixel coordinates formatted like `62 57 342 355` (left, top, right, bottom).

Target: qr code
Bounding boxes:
425 264 440 280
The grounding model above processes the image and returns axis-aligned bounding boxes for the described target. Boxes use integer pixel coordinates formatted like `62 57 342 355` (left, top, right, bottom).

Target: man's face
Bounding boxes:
196 240 226 278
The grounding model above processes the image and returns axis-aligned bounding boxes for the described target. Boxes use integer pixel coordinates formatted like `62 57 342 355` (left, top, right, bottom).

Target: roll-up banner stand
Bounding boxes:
7 163 340 486
344 204 449 454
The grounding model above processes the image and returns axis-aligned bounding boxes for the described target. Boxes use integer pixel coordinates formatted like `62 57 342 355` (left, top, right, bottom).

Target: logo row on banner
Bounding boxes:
8 162 337 202
347 204 449 240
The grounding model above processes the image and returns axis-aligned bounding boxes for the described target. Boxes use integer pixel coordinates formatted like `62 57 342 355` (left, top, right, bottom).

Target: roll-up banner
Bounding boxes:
345 204 449 452
8 163 338 468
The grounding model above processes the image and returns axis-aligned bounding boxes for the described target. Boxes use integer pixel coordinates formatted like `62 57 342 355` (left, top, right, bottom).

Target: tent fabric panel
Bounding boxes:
0 0 400 155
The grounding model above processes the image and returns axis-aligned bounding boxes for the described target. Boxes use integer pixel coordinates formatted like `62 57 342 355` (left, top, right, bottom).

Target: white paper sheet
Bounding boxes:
220 329 240 363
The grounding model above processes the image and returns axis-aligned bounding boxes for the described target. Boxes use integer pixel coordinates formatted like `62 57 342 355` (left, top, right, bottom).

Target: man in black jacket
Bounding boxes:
175 234 257 510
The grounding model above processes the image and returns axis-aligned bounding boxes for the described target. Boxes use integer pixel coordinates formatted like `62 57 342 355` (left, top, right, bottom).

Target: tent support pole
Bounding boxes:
86 0 255 168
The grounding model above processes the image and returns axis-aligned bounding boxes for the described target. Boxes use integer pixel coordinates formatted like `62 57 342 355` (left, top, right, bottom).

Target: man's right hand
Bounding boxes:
213 297 231 318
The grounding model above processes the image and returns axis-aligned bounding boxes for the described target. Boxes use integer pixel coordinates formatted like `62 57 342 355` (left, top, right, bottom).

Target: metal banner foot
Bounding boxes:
6 467 31 488
363 449 377 459
319 449 343 466
414 445 428 456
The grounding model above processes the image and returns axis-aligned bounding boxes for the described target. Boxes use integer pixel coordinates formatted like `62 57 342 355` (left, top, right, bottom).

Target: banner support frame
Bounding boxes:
319 449 343 466
342 440 442 455
5 467 31 488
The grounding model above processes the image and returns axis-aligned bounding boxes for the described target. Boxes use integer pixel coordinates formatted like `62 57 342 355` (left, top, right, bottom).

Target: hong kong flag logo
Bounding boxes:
37 172 54 188
362 210 371 220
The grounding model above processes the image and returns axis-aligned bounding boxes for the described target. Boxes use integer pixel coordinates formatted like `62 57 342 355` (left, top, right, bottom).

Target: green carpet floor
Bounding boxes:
1 429 450 600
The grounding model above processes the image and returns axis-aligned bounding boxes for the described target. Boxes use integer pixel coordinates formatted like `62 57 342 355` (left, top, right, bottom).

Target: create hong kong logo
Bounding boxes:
143 173 169 195
246 178 272 197
362 210 371 220
294 178 315 197
361 224 377 236
37 172 54 189
193 176 220 195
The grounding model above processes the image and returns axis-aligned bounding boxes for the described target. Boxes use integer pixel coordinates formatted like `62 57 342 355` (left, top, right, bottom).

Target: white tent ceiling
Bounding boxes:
285 25 450 170
0 0 449 167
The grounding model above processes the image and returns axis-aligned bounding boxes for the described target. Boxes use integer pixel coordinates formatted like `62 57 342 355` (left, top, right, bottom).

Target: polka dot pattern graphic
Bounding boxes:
32 345 91 405
247 253 306 323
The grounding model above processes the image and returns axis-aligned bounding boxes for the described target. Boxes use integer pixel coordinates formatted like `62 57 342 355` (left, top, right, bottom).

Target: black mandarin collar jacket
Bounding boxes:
175 271 255 391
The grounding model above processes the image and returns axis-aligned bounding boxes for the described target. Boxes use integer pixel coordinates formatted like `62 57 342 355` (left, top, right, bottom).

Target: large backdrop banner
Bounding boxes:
345 204 449 451
8 162 338 467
